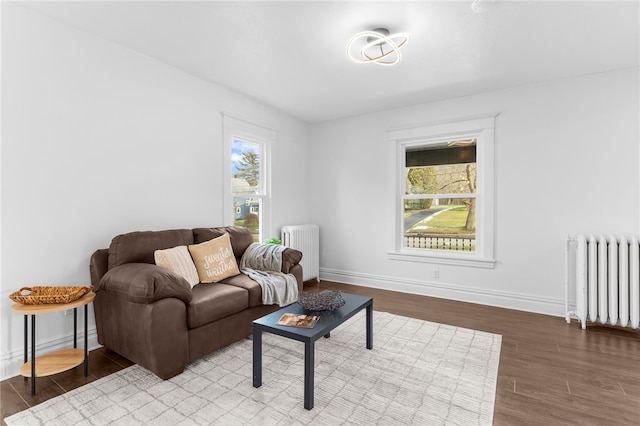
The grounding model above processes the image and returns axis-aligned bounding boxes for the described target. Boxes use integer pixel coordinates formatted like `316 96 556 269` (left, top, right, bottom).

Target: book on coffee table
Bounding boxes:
276 313 319 328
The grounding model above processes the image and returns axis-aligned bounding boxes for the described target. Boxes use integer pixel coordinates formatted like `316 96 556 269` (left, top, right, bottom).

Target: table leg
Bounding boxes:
31 315 36 396
366 302 373 350
73 308 78 348
253 327 262 388
304 340 315 410
23 316 27 382
324 332 330 338
84 304 89 377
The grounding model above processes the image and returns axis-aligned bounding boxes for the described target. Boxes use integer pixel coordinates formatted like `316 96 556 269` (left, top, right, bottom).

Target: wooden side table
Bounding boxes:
11 292 96 396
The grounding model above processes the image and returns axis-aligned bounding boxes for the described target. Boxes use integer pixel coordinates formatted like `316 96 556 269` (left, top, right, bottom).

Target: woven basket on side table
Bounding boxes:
9 286 91 305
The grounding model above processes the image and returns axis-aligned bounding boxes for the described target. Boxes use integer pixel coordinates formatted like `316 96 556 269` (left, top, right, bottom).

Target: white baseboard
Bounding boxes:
1 328 101 381
319 267 565 317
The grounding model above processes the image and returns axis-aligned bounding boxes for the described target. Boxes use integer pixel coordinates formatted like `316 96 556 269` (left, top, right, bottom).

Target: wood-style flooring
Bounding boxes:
2 280 639 425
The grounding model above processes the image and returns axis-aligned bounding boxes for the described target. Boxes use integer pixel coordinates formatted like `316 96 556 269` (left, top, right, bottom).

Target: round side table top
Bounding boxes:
11 292 96 315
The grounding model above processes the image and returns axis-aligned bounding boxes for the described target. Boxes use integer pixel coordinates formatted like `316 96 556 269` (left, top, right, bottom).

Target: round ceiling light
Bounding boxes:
347 28 410 66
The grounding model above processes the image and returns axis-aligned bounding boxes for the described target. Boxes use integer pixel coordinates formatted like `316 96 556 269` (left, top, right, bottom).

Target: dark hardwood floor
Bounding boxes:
2 280 639 425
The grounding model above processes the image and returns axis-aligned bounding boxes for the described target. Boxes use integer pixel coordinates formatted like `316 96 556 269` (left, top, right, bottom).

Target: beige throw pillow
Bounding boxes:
188 233 240 283
154 245 200 288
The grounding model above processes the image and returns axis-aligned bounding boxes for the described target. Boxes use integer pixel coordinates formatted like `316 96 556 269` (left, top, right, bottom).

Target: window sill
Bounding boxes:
387 250 495 269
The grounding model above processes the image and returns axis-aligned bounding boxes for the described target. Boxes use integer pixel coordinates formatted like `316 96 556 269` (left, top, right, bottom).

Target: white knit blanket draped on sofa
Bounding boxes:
239 243 299 306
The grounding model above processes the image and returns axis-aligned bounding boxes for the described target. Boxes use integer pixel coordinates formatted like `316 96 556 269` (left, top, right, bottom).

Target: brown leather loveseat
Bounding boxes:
89 226 303 379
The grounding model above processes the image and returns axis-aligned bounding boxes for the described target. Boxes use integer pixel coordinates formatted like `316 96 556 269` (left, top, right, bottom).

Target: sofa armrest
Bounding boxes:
289 264 304 293
96 263 193 304
90 249 109 291
281 248 303 274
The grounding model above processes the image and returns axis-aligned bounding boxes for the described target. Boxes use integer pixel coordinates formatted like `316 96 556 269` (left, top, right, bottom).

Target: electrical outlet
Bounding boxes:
433 269 439 278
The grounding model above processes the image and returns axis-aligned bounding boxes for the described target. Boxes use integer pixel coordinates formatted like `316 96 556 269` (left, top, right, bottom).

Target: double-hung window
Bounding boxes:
223 115 273 243
388 115 496 268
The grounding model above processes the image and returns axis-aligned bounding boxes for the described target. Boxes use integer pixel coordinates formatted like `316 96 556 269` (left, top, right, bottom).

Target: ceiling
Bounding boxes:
15 1 640 124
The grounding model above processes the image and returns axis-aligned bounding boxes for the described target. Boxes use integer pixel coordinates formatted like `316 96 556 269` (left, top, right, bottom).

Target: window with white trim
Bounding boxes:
223 115 273 243
388 116 496 268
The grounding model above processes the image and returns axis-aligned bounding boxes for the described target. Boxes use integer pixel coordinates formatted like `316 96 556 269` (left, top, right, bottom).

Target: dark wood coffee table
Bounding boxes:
252 292 373 410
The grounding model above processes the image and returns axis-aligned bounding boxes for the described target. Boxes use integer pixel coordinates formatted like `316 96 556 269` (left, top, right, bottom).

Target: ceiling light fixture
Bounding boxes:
347 28 410 66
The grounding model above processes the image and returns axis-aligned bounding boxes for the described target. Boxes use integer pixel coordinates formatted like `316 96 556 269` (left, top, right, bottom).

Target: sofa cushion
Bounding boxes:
108 229 194 269
187 283 249 328
188 234 240 283
154 245 200 288
220 273 263 307
193 226 254 259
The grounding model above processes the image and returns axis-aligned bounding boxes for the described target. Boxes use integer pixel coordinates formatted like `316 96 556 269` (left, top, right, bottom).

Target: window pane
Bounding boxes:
406 163 476 195
233 197 260 242
231 138 260 194
406 140 476 167
403 198 476 252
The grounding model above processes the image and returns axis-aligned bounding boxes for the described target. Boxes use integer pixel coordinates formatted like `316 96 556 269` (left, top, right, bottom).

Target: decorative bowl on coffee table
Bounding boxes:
298 290 346 312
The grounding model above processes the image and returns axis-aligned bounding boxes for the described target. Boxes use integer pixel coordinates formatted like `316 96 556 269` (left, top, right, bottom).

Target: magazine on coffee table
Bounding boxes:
277 313 319 328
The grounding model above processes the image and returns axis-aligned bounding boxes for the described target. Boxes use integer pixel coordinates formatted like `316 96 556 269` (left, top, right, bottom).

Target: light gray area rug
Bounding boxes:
5 311 502 425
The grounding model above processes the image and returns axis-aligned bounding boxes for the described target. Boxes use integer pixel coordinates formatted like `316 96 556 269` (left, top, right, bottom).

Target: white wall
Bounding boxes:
310 67 640 316
2 0 638 383
0 3 310 380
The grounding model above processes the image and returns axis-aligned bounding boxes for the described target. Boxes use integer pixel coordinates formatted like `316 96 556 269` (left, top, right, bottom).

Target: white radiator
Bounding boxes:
566 235 640 329
281 224 320 282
